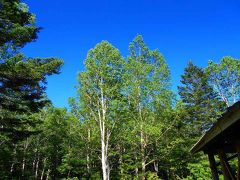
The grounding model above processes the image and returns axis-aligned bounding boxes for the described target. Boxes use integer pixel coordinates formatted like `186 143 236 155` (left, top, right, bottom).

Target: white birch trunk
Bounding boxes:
154 161 158 173
87 128 91 175
21 138 29 177
35 153 40 179
99 78 110 180
46 168 50 180
101 126 108 180
40 158 46 180
135 153 139 178
140 123 146 180
10 143 17 175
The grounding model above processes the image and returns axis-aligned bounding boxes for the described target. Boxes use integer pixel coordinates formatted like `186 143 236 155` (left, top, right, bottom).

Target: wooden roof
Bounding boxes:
190 101 240 154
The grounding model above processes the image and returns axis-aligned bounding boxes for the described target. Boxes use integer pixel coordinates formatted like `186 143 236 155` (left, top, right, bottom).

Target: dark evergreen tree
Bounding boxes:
177 61 225 178
0 0 63 143
178 61 224 134
0 54 62 142
0 0 40 48
0 0 63 178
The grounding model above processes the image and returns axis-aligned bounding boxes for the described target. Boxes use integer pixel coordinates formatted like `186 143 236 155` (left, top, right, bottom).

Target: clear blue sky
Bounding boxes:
22 0 240 108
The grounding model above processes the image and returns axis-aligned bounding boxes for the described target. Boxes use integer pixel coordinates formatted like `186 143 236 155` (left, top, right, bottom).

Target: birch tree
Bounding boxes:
206 56 240 107
123 35 172 179
77 41 124 180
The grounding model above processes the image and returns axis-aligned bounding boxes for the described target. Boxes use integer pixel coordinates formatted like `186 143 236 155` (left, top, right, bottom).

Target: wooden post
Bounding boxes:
218 150 235 180
237 146 240 180
208 153 219 180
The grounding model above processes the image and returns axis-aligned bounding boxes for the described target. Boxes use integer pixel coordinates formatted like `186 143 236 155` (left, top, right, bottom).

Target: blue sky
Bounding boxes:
22 0 240 108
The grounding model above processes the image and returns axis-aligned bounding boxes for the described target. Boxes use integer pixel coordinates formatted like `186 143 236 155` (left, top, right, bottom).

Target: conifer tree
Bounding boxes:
0 0 39 48
177 62 224 179
0 0 63 177
178 61 223 134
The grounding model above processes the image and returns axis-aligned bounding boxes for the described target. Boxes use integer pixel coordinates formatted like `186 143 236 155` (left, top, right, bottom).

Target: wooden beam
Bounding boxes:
208 153 219 180
216 154 238 167
218 150 235 180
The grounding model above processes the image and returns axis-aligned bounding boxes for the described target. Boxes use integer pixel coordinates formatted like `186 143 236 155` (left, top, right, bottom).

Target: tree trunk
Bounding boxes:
138 86 146 180
32 158 36 173
35 153 40 179
86 128 91 176
21 138 29 177
154 161 158 173
21 155 26 177
99 79 110 180
135 151 139 178
101 121 109 180
140 124 146 180
10 143 17 176
119 145 123 175
46 168 50 180
67 169 71 178
101 139 108 180
40 158 46 180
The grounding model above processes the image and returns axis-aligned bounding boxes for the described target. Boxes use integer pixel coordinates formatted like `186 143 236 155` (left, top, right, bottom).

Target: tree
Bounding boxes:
122 35 173 179
206 56 240 107
76 41 124 180
0 0 39 48
69 97 101 178
11 107 84 179
0 55 63 142
178 61 223 134
0 0 63 178
0 55 63 178
177 61 224 179
0 0 63 142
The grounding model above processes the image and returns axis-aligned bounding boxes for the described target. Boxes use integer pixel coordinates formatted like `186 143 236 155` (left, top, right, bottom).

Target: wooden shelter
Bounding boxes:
190 101 240 180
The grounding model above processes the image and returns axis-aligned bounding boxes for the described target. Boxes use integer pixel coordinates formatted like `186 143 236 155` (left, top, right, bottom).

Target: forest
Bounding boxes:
0 0 240 179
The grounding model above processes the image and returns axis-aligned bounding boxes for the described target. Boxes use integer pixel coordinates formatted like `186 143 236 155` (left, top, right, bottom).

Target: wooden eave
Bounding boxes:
190 101 240 154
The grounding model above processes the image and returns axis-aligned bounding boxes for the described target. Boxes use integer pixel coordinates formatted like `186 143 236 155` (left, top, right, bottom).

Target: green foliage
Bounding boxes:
184 155 212 180
0 54 63 142
120 35 173 178
0 107 92 179
206 56 240 107
0 1 238 177
178 61 224 134
76 40 125 179
0 0 40 48
37 108 83 179
176 62 225 179
66 36 238 180
0 0 63 178
0 0 63 144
